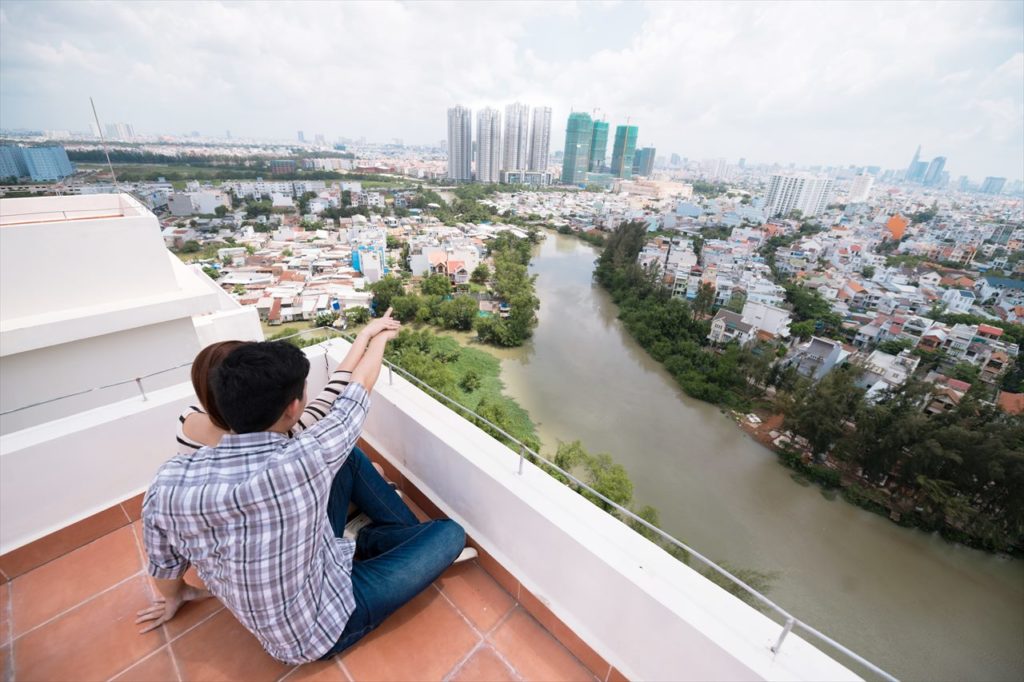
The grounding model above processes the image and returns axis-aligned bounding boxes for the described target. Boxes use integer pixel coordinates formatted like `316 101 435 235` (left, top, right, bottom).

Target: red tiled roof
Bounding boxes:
996 391 1024 415
946 378 973 393
977 324 1003 337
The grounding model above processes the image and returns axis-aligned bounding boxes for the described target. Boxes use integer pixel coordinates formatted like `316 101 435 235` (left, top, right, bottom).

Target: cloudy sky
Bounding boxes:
2 1 1022 180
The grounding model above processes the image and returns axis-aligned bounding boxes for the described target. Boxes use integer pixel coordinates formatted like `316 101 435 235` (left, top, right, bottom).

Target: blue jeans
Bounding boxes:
320 447 465 658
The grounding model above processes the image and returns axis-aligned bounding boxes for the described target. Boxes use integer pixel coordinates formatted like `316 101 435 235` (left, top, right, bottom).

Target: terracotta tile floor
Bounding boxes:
0 502 602 682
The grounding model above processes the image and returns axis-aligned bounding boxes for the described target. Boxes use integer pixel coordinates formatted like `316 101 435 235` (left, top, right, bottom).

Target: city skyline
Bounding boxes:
1 1 1022 179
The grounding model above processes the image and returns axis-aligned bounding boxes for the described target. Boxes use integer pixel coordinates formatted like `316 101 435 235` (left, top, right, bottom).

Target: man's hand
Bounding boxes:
362 307 401 338
136 583 212 634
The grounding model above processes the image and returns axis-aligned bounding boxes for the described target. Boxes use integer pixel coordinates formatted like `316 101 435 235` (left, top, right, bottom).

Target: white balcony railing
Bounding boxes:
0 327 897 682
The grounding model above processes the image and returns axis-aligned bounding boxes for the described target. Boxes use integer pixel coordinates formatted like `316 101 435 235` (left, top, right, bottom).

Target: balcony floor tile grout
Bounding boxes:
104 643 173 682
9 571 143 642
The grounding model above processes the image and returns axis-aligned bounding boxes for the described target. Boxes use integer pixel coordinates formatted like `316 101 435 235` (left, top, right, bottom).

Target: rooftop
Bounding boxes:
0 452 613 682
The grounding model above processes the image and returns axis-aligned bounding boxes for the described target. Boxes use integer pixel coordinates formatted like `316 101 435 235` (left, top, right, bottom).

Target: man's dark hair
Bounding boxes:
212 341 310 433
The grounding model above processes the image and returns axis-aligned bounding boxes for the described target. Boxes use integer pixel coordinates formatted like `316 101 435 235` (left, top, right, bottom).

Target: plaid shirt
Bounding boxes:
143 381 370 664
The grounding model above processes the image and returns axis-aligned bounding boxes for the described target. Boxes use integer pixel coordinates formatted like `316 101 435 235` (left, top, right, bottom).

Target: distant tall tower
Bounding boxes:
923 157 946 186
632 147 656 176
297 130 305 142
609 125 638 178
560 112 594 185
588 121 609 172
906 145 921 181
849 174 874 203
476 108 502 184
447 105 473 181
765 173 833 217
528 106 552 172
503 103 530 171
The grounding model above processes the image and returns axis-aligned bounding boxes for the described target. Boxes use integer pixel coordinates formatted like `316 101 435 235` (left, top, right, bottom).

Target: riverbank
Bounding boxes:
489 229 1024 681
735 408 1023 557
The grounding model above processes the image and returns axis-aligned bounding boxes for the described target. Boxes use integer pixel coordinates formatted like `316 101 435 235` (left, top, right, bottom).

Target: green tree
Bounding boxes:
459 370 482 393
232 284 246 296
471 263 490 285
783 367 865 459
369 276 405 312
692 282 716 318
202 265 221 280
314 311 339 328
861 265 876 279
345 306 370 325
181 240 200 253
421 273 452 296
214 205 228 217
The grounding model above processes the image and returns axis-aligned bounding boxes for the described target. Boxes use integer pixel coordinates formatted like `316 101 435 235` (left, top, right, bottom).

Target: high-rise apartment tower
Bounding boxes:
503 103 530 172
764 173 833 217
588 121 609 172
633 147 656 176
560 112 594 185
848 174 874 203
476 108 502 184
447 106 473 181
610 125 638 178
528 106 552 172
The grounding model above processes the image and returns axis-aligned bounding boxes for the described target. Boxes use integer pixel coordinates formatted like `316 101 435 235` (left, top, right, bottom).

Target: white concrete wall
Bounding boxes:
0 194 264 432
319 343 861 682
0 339 863 681
0 194 177 319
0 317 200 433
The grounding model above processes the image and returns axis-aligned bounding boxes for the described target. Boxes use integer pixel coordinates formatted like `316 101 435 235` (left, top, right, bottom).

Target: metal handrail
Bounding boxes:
0 324 897 680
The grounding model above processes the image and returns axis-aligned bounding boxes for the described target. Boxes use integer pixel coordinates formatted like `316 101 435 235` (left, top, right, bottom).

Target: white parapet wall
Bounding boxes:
0 339 861 681
316 342 861 682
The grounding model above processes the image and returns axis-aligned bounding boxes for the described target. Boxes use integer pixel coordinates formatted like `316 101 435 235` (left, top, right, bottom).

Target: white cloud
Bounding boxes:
0 0 1021 179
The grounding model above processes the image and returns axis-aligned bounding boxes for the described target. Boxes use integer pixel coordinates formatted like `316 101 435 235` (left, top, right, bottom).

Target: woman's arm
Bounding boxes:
289 309 400 437
350 330 397 395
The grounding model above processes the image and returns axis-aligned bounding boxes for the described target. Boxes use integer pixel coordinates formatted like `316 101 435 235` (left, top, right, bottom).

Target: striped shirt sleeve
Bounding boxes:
288 369 353 438
176 406 205 455
293 380 370 473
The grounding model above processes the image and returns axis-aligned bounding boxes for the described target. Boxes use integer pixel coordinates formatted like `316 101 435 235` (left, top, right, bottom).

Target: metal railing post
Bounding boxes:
134 378 148 402
518 443 525 474
772 617 795 655
388 364 393 385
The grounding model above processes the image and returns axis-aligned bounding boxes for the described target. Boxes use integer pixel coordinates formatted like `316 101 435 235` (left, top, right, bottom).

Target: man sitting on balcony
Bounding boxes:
136 337 466 663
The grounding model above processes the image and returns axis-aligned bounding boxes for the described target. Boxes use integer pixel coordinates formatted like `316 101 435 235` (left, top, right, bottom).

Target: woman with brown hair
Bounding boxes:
177 309 402 455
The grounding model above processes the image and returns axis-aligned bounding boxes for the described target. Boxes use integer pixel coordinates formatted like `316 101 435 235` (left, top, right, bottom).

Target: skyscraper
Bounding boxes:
764 173 833 217
560 112 594 185
980 177 1006 195
447 105 473 182
609 125 638 178
476 108 502 184
297 131 305 142
632 147 656 176
528 106 552 172
923 157 946 186
588 121 609 172
503 103 530 172
906 145 921 181
848 174 874 203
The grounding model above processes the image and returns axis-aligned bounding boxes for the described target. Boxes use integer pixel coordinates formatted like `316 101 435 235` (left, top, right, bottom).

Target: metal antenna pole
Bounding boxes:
89 97 119 190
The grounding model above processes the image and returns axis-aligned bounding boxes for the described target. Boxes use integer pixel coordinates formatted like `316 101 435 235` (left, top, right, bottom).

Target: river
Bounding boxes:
484 231 1024 681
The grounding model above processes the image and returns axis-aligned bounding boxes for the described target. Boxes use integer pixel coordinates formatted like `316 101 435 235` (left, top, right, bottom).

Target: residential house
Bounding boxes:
741 301 791 341
855 349 920 399
942 288 976 314
707 310 754 346
789 336 849 380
